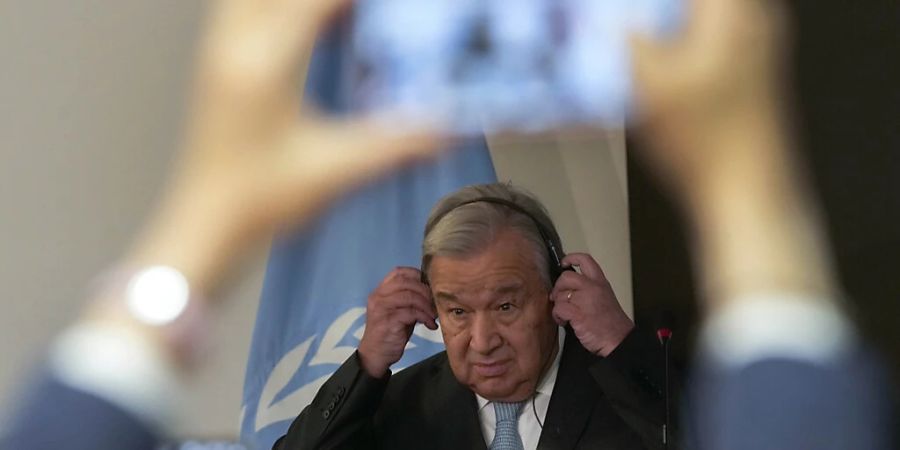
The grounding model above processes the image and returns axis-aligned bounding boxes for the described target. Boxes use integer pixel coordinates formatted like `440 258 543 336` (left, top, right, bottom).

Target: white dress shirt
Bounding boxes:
476 327 565 450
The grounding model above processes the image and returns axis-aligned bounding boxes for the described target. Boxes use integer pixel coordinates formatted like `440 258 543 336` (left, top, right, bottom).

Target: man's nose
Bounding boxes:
469 313 502 354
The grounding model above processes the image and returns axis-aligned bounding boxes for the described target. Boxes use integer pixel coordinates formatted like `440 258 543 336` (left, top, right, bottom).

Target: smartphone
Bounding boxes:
349 0 683 134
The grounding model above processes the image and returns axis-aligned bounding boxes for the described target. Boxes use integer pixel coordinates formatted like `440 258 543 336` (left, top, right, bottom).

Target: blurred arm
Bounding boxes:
2 0 443 448
629 0 891 448
630 0 842 340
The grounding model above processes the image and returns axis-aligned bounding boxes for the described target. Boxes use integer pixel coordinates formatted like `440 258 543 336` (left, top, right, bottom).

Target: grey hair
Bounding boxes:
421 182 563 288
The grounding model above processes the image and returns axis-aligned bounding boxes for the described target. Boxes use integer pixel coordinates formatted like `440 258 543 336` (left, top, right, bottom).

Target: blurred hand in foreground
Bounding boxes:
128 0 443 296
630 4 891 450
630 0 790 197
629 0 836 308
1 1 443 448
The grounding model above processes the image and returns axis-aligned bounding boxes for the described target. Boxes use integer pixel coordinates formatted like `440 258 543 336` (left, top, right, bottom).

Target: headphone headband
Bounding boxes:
423 196 564 284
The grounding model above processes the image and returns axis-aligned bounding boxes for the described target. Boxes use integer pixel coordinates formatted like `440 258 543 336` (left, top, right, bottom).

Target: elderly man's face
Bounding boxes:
429 229 559 402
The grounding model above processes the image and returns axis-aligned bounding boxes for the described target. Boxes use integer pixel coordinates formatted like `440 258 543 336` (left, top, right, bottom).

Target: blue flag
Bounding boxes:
238 28 497 450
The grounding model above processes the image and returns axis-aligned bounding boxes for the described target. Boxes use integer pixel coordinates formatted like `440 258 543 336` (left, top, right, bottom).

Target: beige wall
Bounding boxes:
0 0 630 439
490 132 632 317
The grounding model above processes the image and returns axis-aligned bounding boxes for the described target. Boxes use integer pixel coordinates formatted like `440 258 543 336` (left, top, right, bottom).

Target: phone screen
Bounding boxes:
349 0 682 134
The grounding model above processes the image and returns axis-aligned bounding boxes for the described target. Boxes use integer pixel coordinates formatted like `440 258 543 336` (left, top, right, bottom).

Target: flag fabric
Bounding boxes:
238 27 497 450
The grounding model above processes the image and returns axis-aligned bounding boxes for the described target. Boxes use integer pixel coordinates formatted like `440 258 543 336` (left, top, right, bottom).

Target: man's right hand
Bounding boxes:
357 267 438 378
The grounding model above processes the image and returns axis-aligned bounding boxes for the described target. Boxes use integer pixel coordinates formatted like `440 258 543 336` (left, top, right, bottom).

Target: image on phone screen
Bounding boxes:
349 0 682 134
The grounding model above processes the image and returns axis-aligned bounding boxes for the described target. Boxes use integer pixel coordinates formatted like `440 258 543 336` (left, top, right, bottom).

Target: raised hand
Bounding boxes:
127 0 443 295
357 268 438 378
629 0 791 197
549 253 634 357
628 0 836 308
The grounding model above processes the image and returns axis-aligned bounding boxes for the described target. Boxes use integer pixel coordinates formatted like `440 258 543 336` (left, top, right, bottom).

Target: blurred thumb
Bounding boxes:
300 118 447 191
628 32 666 107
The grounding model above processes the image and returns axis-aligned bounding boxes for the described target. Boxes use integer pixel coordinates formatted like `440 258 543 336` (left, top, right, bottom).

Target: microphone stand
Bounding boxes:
657 328 672 450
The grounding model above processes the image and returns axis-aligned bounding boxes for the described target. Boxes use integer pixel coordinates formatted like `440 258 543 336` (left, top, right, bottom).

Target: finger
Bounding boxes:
686 0 714 33
551 310 568 327
383 267 429 287
391 306 437 331
379 267 422 284
378 290 437 317
389 267 428 282
390 308 419 330
290 0 354 27
666 0 726 42
552 300 579 327
547 288 567 304
377 279 433 306
403 298 439 327
273 123 448 228
547 290 558 303
264 0 353 50
199 0 353 116
628 31 666 110
404 306 438 330
560 253 608 283
296 118 448 190
550 270 588 297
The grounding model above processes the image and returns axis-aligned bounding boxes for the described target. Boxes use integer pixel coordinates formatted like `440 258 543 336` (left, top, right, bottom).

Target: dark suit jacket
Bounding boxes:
274 328 673 450
0 371 160 450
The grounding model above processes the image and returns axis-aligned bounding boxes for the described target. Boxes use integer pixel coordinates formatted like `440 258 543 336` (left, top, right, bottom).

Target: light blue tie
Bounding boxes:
490 401 526 450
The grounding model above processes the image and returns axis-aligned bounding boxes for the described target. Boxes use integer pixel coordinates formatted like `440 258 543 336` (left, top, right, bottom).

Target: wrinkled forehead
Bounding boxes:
430 261 547 310
432 275 529 303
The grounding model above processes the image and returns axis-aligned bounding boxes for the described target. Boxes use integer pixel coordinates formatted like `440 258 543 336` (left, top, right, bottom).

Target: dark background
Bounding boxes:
628 0 900 381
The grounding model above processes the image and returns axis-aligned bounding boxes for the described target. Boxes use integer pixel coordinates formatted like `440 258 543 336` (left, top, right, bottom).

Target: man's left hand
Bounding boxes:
550 253 634 357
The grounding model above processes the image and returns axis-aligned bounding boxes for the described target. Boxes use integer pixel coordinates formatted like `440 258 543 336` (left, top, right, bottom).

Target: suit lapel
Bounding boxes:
429 360 489 450
537 331 599 450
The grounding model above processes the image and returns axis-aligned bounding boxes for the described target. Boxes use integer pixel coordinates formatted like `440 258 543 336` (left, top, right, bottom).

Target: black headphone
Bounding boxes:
421 196 566 285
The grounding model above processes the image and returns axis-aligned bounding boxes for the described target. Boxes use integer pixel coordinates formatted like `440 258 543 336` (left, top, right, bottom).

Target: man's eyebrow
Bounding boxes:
434 291 458 302
493 282 524 294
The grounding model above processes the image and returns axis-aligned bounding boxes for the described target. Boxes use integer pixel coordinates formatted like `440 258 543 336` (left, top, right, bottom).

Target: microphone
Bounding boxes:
657 327 673 343
656 311 674 449
657 309 675 344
